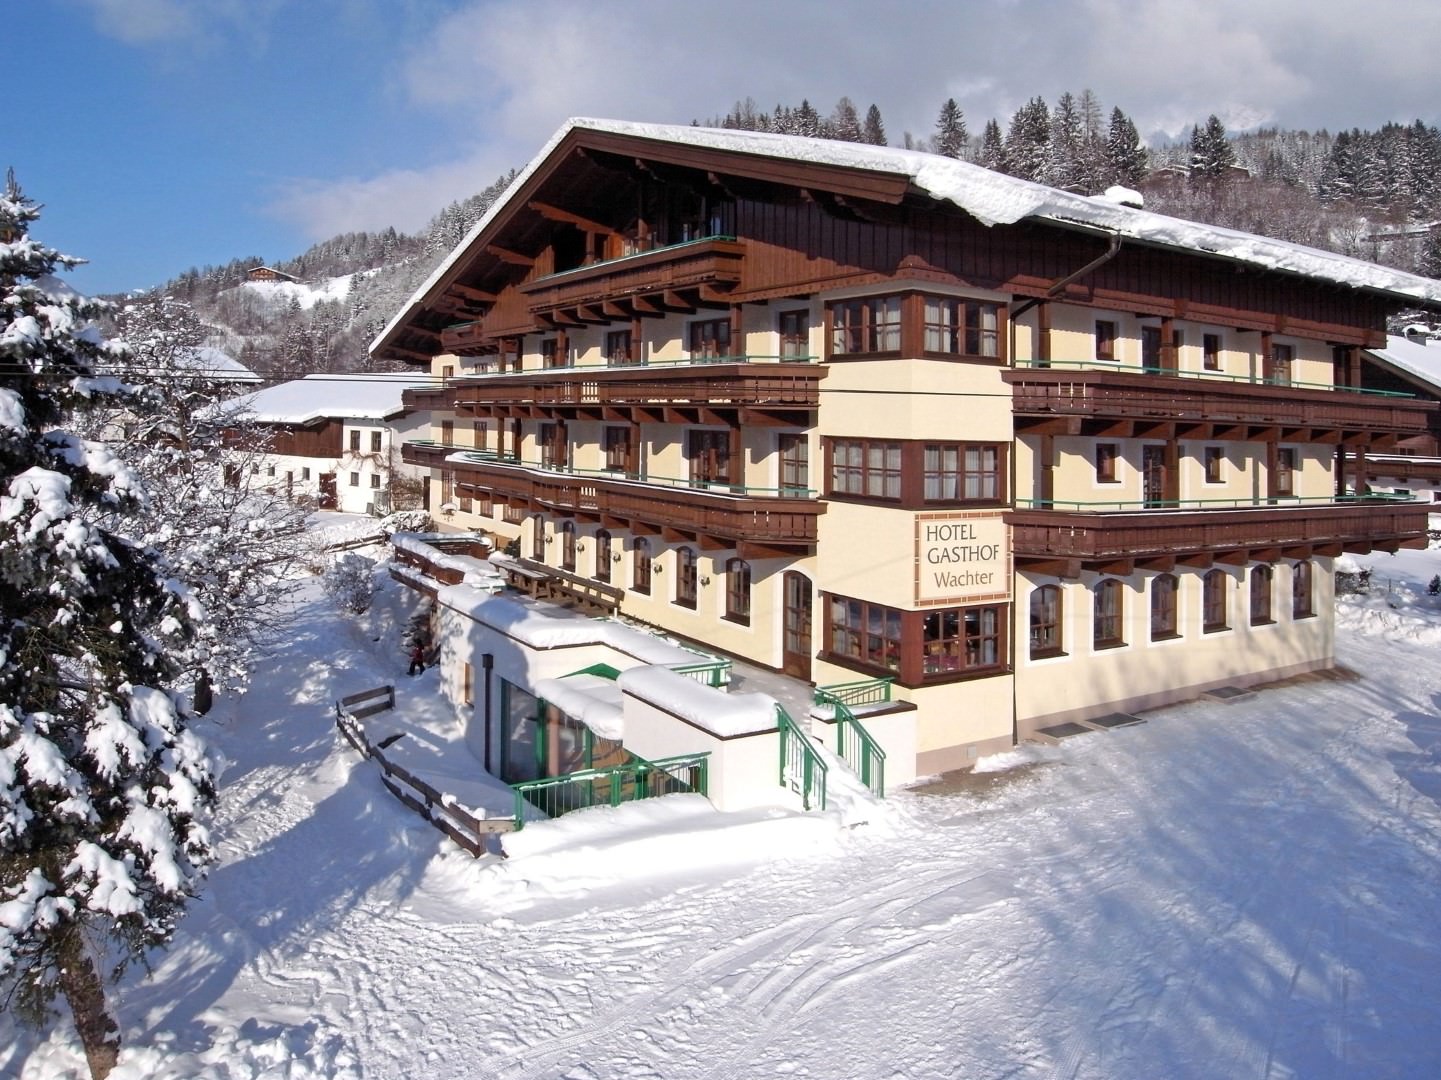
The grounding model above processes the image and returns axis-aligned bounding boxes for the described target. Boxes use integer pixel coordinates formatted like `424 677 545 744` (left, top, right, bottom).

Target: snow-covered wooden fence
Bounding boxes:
334 685 515 856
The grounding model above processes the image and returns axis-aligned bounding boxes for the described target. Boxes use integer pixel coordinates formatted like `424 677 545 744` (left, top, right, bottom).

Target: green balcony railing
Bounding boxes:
510 752 710 830
814 677 895 707
670 657 732 688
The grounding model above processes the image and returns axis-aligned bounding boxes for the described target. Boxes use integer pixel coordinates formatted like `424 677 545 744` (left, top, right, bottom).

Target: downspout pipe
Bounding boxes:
1006 228 1123 749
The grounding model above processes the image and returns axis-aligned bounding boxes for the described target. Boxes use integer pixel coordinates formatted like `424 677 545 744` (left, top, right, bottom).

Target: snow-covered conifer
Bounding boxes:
0 174 217 1079
935 98 968 159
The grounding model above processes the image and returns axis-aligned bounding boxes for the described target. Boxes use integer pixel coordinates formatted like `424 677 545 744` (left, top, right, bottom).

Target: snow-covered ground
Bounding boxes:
6 540 1441 1079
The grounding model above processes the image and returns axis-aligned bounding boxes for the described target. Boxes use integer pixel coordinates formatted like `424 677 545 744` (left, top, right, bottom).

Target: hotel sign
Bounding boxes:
914 511 1011 606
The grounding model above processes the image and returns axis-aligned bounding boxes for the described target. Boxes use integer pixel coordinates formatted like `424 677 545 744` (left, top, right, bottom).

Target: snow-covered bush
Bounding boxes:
378 509 431 535
323 552 376 614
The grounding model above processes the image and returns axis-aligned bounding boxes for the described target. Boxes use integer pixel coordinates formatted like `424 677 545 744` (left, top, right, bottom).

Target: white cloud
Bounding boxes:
261 0 1441 239
77 0 199 43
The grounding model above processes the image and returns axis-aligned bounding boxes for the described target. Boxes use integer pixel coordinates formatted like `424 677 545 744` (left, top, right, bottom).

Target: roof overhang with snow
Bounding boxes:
371 118 1441 365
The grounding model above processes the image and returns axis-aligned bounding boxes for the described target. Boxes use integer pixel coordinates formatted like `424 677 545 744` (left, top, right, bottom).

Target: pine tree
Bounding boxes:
1190 114 1237 186
980 118 1007 172
1105 107 1149 187
830 97 862 142
794 99 821 138
863 103 887 146
0 174 216 1079
935 98 968 159
1050 91 1086 191
1005 96 1053 182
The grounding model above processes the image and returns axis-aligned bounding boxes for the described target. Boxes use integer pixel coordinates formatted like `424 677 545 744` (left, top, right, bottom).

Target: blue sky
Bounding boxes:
13 0 1441 296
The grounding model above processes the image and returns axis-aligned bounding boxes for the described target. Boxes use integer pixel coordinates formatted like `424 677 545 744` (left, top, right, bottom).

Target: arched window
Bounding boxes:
725 559 751 625
530 515 546 561
633 537 651 595
675 547 697 609
560 521 576 572
1150 574 1179 640
594 530 612 584
1292 560 1314 619
1203 569 1228 632
1093 579 1124 648
1250 565 1274 625
1029 584 1062 658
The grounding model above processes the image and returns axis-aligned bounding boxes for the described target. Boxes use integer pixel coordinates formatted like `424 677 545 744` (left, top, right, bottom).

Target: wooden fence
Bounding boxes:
334 685 514 856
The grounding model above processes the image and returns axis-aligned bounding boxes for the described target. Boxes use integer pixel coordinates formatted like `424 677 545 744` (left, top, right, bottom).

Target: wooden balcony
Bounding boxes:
420 451 821 557
1004 366 1436 445
404 385 458 413
1366 454 1441 484
1008 498 1429 577
519 237 746 314
433 361 821 424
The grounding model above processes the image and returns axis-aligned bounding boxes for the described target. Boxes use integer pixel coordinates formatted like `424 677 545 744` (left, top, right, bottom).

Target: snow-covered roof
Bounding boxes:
374 118 1441 356
1366 335 1441 394
174 345 260 383
231 374 430 424
618 666 778 739
533 673 625 741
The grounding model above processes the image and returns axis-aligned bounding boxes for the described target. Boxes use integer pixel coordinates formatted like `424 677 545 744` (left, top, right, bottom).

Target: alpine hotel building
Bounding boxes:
372 120 1441 779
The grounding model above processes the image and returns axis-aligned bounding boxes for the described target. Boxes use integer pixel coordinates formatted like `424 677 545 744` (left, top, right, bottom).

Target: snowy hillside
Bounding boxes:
5 525 1441 1079
239 274 356 312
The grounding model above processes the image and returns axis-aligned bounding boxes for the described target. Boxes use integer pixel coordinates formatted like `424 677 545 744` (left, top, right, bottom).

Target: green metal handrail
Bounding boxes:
814 690 886 799
814 677 894 707
670 657 732 688
1015 492 1418 512
1011 356 1416 398
510 752 710 830
776 705 827 812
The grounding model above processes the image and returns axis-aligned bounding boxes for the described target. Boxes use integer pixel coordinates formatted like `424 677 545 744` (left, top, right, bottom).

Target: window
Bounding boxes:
301 467 311 481
829 438 901 499
829 596 902 673
370 473 381 489
541 338 562 369
605 329 633 365
1141 325 1162 369
540 422 567 469
779 433 809 497
349 430 361 452
923 444 1001 501
1095 443 1119 484
1095 320 1117 362
472 420 487 449
1150 574 1179 640
1203 333 1222 371
1030 585 1063 658
1093 579 1124 648
441 419 455 446
689 318 730 359
687 429 730 487
1250 565 1274 625
831 296 901 355
725 558 751 625
349 471 360 487
675 547 697 608
1292 561 1314 619
779 310 810 358
1203 569 1229 632
1268 343 1294 385
633 537 652 594
595 530 612 584
923 607 1003 673
604 426 632 474
370 430 382 453
923 297 999 357
266 465 275 477
1204 446 1224 484
559 521 576 573
531 515 546 561
1274 447 1296 498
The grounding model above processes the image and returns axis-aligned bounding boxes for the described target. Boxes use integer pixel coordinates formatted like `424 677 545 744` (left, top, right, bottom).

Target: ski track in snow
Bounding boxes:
8 552 1441 1079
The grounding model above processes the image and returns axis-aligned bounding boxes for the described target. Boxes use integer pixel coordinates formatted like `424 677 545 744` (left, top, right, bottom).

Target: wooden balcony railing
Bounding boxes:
1004 366 1435 440
519 236 745 312
405 449 821 550
1365 455 1441 484
1009 498 1428 571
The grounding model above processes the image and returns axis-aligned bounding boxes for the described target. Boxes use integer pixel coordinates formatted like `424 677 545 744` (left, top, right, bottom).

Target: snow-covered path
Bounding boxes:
8 564 1441 1079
